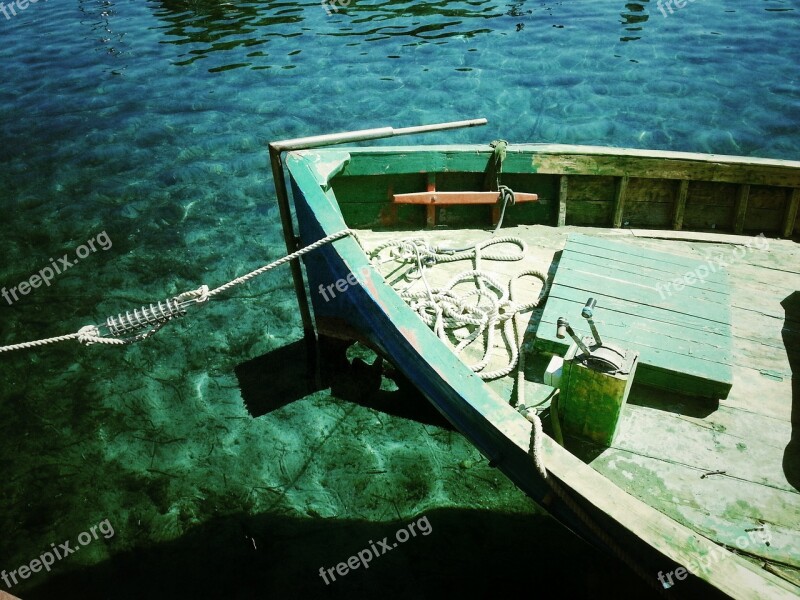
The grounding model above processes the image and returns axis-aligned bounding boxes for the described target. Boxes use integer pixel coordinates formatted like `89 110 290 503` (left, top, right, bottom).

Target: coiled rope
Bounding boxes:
0 229 353 353
369 234 550 478
368 236 549 380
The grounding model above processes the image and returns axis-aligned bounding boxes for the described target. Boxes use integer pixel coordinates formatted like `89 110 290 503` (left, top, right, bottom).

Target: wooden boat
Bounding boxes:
270 120 800 599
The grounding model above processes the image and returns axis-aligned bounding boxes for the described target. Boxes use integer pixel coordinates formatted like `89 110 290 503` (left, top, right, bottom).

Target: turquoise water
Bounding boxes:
0 1 798 598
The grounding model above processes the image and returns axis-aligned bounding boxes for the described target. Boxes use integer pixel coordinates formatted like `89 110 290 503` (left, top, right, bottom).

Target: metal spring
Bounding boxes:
106 298 186 337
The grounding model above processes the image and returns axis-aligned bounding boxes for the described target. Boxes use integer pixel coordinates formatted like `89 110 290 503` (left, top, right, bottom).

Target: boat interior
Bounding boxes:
293 144 800 588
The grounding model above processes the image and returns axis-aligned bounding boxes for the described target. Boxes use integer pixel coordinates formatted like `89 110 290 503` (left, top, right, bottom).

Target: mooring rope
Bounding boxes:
0 229 353 353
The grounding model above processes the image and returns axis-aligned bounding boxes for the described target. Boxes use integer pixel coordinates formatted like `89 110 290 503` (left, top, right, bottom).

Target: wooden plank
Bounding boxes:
567 233 726 272
612 175 629 228
426 173 436 228
540 296 731 366
549 284 730 337
535 233 734 398
673 180 689 230
566 200 613 227
557 175 567 227
566 175 617 202
722 365 794 423
734 184 751 234
627 229 765 245
783 188 800 238
627 177 678 203
527 148 800 187
674 180 739 232
555 252 730 306
749 185 789 210
743 186 785 234
618 202 672 229
562 239 732 290
539 437 800 599
333 145 800 188
551 260 730 322
579 442 799 567
340 202 427 229
393 191 539 205
536 320 732 392
614 402 795 494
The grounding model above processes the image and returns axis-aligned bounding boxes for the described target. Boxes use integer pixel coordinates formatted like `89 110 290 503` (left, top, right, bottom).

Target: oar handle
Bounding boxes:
270 118 488 152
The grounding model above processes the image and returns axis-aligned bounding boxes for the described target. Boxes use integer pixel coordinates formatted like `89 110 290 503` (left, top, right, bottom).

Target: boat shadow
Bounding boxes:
234 337 321 418
782 290 799 491
16 507 661 600
234 336 453 429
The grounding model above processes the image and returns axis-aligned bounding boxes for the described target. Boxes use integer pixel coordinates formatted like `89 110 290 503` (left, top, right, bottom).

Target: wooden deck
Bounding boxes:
356 224 800 586
535 233 734 399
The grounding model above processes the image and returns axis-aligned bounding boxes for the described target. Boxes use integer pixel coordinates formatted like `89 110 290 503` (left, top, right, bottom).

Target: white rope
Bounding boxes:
0 229 353 353
369 236 549 380
370 234 550 476
0 332 83 353
205 229 351 299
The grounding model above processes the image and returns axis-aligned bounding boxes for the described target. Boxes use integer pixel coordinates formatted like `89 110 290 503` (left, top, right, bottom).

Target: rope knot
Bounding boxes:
78 325 102 346
177 285 209 304
498 185 516 207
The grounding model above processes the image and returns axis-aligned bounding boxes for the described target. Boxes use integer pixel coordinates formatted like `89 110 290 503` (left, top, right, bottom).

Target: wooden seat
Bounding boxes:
535 233 734 399
393 190 538 228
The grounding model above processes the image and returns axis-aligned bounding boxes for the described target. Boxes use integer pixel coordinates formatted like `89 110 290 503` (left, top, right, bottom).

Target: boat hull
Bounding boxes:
284 145 800 600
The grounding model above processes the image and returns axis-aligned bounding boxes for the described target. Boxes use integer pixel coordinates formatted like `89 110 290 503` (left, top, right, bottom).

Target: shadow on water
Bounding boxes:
19 507 659 600
235 337 321 417
236 336 453 429
619 1 651 43
145 0 528 71
781 291 800 491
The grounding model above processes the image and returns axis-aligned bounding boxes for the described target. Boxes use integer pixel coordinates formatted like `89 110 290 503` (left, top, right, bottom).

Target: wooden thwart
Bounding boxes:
393 189 538 228
393 191 539 205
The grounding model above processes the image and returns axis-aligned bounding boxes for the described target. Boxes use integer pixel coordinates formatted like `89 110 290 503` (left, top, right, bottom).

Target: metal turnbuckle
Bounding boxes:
105 298 187 338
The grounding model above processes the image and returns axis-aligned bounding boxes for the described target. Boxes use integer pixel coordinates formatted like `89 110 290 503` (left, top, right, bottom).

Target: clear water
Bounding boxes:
0 1 798 598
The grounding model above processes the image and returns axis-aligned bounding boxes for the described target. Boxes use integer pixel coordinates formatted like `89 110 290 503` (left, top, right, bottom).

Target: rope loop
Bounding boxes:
77 325 102 345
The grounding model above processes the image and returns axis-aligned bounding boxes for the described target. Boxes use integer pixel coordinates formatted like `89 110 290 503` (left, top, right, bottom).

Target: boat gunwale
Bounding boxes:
292 143 800 169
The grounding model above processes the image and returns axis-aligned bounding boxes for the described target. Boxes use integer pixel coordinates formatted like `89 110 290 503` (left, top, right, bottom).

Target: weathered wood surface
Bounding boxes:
535 233 735 398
